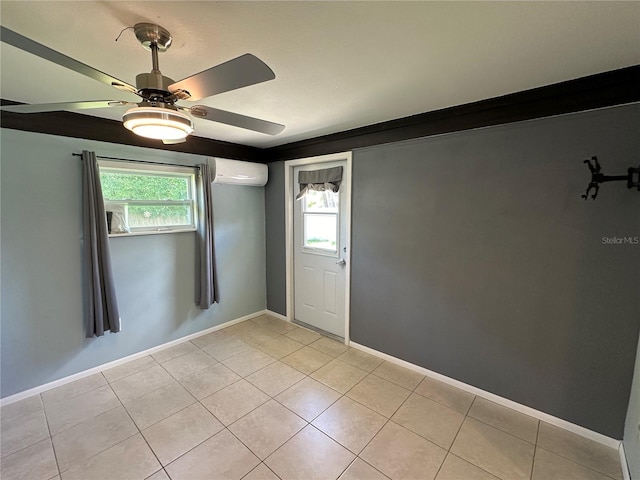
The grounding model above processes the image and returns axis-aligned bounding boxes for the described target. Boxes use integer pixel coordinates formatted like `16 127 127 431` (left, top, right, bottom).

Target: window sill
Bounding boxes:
108 228 197 238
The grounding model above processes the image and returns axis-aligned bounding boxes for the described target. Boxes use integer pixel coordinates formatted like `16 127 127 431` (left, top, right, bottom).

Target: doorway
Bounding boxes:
285 152 352 342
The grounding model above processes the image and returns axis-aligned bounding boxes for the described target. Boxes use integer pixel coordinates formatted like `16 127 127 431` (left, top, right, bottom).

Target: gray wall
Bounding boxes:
625 334 640 479
265 104 640 438
265 162 287 315
1 129 266 398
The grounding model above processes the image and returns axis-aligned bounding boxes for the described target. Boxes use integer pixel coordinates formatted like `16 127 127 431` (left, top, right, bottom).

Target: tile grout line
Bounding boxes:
445 394 478 466
10 334 397 478
247 370 309 399
226 418 301 473
0 416 52 459
196 363 305 457
38 318 627 479
226 364 311 437
289 356 421 463
466 397 541 441
158 410 229 473
115 362 195 414
41 374 108 405
272 380 342 424
239 461 282 480
369 373 429 479
137 367 284 478
530 421 542 480
340 368 428 477
95 360 472 475
434 403 484 480
453 398 542 480
464 412 539 447
47 402 122 437
335 456 359 480
338 361 542 479
448 406 619 480
534 445 622 480
411 382 475 416
213 333 354 479
47 386 137 475
262 461 283 480
119 393 166 475
18 318 573 480
447 451 502 480
1 318 309 479
39 392 62 479
103 358 159 384
432 451 451 480
343 366 432 456
448 412 619 480
354 457 392 480
152 389 231 471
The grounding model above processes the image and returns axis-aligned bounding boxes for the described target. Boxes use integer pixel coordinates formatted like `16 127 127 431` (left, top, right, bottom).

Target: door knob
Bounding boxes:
336 258 346 267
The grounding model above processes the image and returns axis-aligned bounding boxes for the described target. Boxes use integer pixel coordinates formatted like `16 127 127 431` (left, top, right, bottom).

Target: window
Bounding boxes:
302 189 339 253
98 161 197 235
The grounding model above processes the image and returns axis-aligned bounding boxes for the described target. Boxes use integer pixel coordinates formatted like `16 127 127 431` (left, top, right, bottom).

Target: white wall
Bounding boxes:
625 333 640 479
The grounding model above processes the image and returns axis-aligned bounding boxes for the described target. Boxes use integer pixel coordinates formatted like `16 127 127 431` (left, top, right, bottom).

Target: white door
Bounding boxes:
293 161 348 337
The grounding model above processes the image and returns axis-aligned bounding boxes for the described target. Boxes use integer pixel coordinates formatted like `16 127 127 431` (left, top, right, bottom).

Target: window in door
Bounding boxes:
302 189 339 253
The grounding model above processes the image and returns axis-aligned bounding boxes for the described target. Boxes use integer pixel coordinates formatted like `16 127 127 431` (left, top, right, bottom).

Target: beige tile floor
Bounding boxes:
0 314 624 480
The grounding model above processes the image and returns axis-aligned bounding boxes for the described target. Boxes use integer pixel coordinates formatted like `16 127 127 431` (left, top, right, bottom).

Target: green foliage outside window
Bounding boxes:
100 173 189 200
100 171 194 227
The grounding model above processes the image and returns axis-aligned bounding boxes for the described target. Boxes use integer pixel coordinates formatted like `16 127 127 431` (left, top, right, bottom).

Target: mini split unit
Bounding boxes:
210 158 268 186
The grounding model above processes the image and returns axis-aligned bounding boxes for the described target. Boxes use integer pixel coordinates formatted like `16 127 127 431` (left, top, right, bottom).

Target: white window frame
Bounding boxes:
301 190 340 256
98 160 198 237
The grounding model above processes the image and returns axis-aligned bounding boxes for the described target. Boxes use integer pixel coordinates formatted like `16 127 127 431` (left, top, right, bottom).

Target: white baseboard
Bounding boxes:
2 314 629 479
620 443 631 480
266 309 288 322
350 341 622 451
0 310 266 407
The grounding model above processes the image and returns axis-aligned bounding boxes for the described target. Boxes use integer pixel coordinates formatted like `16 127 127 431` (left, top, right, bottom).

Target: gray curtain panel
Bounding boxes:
196 163 219 308
296 166 343 200
81 150 121 337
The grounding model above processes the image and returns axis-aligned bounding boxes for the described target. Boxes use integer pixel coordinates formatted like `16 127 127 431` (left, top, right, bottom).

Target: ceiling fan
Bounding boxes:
0 23 285 143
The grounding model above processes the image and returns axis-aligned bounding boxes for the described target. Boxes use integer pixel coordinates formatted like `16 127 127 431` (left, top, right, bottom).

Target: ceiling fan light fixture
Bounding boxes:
123 106 194 140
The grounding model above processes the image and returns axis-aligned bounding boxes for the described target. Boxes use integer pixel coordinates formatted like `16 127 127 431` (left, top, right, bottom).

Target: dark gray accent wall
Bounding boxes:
265 104 640 438
265 162 287 315
350 105 639 439
1 129 266 398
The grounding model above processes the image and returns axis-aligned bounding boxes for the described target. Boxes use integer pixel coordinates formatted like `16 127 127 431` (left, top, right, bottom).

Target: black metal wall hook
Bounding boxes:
581 156 640 200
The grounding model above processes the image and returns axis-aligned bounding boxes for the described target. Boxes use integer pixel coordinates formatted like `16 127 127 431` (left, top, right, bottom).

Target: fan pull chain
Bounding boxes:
114 26 134 42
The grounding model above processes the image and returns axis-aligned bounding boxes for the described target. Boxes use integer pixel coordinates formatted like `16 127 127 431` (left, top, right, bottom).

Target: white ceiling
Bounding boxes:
1 1 639 148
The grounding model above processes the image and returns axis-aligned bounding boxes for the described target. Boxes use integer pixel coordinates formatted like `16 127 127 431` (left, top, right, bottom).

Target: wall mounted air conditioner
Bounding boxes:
210 158 268 186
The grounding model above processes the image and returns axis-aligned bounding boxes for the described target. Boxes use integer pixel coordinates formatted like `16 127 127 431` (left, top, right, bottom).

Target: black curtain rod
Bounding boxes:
72 153 198 169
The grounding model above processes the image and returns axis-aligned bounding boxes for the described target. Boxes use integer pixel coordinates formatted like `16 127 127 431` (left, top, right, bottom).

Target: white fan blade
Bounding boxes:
1 101 135 113
169 54 275 101
186 105 284 135
1 26 138 94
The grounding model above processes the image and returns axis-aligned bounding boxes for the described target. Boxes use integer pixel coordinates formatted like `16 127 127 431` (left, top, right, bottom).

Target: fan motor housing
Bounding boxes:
136 72 175 94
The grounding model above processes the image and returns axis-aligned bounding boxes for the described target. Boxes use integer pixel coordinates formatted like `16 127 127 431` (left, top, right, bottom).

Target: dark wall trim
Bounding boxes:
265 65 640 162
0 102 267 162
3 65 639 163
